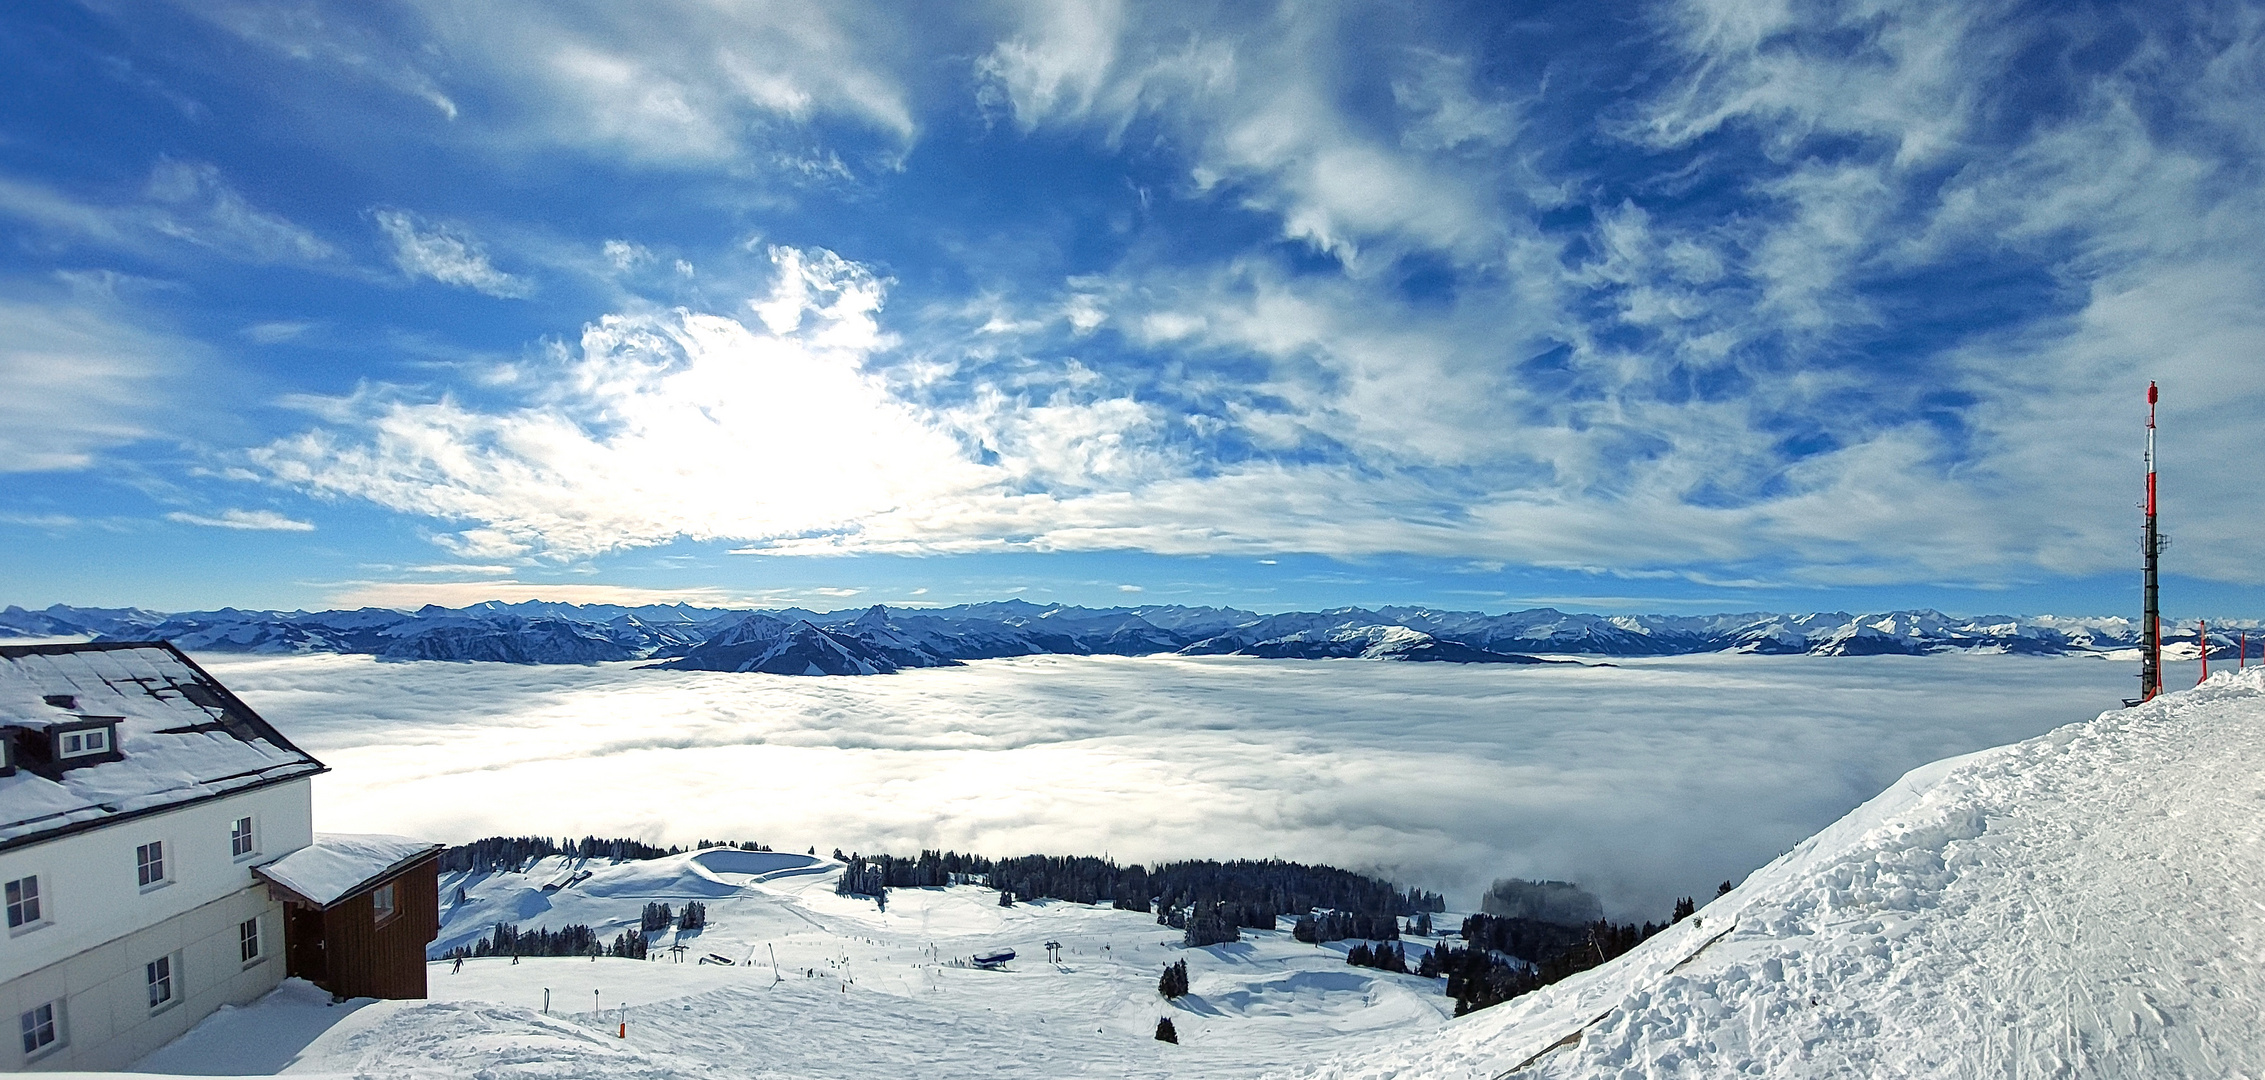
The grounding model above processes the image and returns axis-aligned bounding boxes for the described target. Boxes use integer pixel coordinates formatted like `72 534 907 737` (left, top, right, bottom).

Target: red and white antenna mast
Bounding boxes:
2138 382 2162 703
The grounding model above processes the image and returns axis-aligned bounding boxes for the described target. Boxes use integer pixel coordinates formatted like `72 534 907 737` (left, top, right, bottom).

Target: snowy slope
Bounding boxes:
1299 666 2265 1079
143 846 1459 1078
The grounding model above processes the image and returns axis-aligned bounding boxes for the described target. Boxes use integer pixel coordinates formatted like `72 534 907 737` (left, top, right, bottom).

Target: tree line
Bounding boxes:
1295 910 1402 944
439 921 645 960
439 836 787 876
828 848 1442 931
638 900 708 933
437 835 682 875
1420 904 1690 1016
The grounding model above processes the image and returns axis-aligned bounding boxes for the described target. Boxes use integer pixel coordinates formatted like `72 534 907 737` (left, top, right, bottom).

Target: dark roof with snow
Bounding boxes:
0 641 326 852
256 833 441 908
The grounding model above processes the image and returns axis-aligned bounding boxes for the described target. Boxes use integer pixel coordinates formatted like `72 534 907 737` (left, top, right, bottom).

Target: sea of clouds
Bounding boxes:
203 652 2140 920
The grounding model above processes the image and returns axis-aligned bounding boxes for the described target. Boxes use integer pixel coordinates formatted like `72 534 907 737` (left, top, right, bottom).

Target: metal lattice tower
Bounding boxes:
2139 381 2162 704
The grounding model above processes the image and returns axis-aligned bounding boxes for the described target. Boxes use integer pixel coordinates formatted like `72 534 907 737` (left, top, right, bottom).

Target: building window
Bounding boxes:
58 728 108 757
136 841 165 887
146 955 175 1010
371 882 397 924
239 917 261 964
4 876 39 930
230 816 255 858
18 1002 57 1057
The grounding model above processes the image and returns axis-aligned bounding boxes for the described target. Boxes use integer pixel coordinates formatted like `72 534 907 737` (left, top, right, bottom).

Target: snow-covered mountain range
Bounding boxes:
0 599 2180 673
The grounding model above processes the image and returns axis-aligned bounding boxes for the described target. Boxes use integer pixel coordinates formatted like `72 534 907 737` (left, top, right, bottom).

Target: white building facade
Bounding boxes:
0 643 325 1072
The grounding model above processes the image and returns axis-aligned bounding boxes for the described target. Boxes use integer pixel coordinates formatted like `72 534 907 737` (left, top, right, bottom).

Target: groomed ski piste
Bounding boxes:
110 667 2265 1078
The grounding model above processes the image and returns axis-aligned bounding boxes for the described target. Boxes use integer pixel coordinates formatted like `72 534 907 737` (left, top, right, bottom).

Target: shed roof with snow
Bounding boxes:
255 833 441 908
0 641 327 852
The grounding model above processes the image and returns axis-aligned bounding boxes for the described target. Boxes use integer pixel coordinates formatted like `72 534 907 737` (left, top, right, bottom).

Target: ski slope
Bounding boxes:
1301 666 2265 1079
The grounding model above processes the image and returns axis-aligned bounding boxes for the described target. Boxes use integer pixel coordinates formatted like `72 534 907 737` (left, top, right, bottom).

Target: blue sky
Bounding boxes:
3 0 2263 617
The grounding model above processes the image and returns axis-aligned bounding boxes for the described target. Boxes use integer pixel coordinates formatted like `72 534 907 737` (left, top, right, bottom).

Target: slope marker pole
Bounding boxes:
2198 619 2209 686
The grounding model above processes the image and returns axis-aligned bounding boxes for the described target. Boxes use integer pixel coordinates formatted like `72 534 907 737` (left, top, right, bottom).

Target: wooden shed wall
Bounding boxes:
310 855 439 1000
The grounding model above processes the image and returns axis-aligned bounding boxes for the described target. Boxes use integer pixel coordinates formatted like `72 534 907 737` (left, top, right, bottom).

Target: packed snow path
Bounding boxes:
1305 667 2265 1080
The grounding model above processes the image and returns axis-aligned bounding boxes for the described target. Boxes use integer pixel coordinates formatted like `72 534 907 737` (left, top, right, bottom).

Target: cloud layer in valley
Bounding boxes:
207 651 2135 920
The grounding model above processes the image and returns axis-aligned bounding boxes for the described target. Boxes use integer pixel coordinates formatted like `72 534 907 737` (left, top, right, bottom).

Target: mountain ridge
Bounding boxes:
0 600 2193 673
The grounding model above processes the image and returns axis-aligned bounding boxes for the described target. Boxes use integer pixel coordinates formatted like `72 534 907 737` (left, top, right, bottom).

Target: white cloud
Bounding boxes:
0 294 199 472
1611 0 2265 584
372 209 532 298
205 651 2136 918
0 513 79 529
171 0 918 168
0 160 336 268
602 240 653 272
241 320 317 343
142 159 337 264
257 247 1001 559
166 509 316 531
975 4 1524 267
323 580 762 609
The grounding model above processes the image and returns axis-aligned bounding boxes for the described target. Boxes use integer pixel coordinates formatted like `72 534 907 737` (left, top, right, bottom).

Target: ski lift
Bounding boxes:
971 949 1015 970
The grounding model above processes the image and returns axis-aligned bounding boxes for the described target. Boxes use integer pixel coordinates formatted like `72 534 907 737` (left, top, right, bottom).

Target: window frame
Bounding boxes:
136 840 168 890
370 881 398 925
45 717 121 769
4 875 44 934
146 953 177 1012
229 815 257 860
18 1000 60 1060
239 916 262 966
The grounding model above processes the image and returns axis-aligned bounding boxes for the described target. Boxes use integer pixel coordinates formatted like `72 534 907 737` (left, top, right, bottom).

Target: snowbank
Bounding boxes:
1300 667 2265 1079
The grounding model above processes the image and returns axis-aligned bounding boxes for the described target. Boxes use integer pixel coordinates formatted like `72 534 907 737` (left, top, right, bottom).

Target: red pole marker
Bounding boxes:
2198 619 2209 685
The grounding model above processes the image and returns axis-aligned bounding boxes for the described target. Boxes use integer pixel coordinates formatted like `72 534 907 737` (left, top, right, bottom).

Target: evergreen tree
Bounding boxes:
1717 880 1735 897
1155 1017 1179 1044
1158 960 1189 999
1181 901 1241 948
680 901 707 931
1671 897 1697 922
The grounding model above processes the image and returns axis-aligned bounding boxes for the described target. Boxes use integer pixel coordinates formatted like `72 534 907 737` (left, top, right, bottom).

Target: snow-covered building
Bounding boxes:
0 641 358 1071
255 833 441 1001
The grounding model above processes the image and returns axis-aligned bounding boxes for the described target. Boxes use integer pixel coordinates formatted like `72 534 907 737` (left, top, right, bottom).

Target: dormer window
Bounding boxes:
58 728 107 758
35 717 122 772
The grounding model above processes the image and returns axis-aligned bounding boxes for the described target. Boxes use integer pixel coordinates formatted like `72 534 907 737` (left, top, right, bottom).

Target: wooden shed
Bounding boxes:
255 834 442 1001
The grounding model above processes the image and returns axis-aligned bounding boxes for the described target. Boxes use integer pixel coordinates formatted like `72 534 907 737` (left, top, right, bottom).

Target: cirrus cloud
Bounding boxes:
166 508 316 531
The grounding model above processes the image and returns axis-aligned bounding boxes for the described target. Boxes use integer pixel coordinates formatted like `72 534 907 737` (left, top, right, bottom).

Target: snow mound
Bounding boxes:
1300 667 2265 1079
